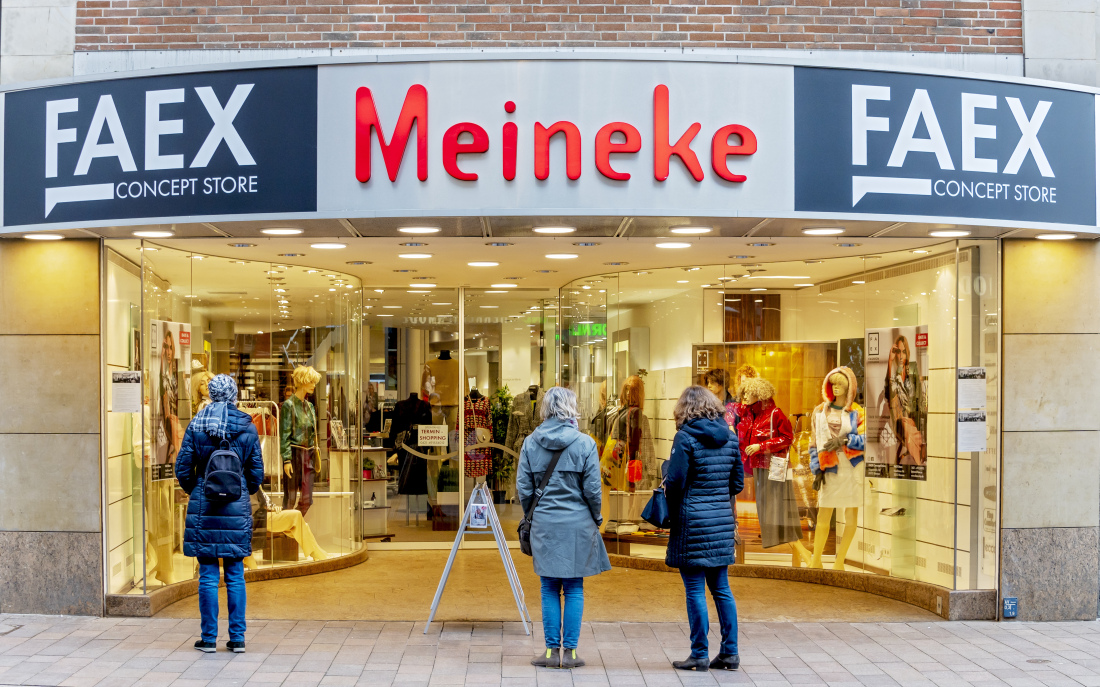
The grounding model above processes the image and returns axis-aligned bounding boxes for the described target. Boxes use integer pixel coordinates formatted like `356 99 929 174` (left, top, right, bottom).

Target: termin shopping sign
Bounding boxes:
1 58 1096 231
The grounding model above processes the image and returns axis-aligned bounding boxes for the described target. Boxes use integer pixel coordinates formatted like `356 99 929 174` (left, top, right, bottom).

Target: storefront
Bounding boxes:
0 53 1093 619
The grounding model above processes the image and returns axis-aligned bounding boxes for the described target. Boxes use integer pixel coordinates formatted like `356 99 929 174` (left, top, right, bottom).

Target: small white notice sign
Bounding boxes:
957 411 987 452
111 371 142 413
418 424 448 447
470 504 489 529
957 367 986 410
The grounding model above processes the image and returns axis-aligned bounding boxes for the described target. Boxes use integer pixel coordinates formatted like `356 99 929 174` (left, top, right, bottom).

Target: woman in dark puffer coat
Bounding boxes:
665 385 744 672
175 374 264 654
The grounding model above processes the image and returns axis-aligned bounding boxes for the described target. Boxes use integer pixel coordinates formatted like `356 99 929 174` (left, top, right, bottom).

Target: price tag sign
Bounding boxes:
418 425 448 447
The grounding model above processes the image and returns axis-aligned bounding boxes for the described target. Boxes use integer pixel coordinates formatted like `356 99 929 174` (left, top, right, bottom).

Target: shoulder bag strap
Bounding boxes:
524 448 565 523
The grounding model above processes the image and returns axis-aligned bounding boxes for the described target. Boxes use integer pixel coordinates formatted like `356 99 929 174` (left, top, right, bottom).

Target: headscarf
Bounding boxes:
190 374 237 439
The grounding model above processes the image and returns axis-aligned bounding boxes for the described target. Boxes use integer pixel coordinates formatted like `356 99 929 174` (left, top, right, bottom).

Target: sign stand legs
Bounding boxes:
424 483 530 635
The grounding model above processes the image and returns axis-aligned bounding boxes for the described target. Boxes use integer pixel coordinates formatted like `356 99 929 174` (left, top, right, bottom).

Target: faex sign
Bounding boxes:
795 67 1096 225
1 59 1097 230
3 67 316 226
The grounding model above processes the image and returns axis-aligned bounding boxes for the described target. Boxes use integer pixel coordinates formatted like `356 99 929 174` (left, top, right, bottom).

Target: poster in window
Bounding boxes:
149 320 191 479
864 325 928 481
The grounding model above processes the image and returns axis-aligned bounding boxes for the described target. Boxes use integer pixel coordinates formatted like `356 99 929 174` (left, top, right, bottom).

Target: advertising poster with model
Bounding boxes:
149 320 192 479
864 326 929 481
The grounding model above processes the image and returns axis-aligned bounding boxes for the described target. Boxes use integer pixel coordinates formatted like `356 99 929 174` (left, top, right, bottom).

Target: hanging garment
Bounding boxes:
463 395 492 478
392 395 433 496
505 388 546 457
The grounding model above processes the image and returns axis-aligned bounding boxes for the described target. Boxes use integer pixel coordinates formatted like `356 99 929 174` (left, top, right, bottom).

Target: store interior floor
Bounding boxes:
154 550 939 623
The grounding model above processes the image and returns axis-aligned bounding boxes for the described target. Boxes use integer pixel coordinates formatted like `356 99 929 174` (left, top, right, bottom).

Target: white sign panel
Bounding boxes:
111 371 142 413
958 411 988 452
957 367 987 410
317 61 794 217
418 424 448 447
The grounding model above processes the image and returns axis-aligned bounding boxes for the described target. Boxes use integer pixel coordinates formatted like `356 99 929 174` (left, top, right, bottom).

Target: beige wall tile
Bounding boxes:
0 433 101 532
1005 240 1100 335
1003 334 1100 432
0 335 99 434
0 240 99 335
1002 430 1100 528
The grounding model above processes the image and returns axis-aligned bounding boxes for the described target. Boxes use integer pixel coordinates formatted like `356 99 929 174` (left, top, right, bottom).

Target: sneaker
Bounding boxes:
709 653 739 670
531 648 560 668
226 640 246 654
561 648 585 669
194 640 216 653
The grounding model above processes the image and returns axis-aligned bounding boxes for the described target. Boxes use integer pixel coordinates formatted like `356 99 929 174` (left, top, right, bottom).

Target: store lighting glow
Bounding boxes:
1037 233 1077 240
656 242 692 249
383 305 401 308
432 302 452 305
184 295 197 299
377 314 394 317
486 290 508 293
412 283 437 288
794 283 815 287
328 288 336 291
133 230 175 238
670 227 712 235
533 226 575 234
468 261 499 267
929 230 971 237
399 226 441 234
480 305 499 308
546 253 578 259
750 288 767 292
852 280 866 284
912 249 930 254
399 253 432 259
311 242 346 249
802 227 844 236
676 280 689 284
490 283 518 288
24 234 64 240
261 228 302 235
408 290 430 294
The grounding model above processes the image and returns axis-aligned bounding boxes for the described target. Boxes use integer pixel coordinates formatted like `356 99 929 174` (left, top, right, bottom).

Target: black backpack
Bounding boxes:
204 439 244 503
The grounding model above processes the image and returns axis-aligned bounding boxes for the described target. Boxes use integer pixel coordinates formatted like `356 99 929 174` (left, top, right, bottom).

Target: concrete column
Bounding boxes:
1001 239 1100 620
0 238 103 615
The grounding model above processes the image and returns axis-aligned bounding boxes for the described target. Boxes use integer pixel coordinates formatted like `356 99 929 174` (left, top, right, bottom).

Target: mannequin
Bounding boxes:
737 377 812 566
505 383 545 457
600 375 657 528
808 366 866 570
704 368 737 432
191 358 212 414
588 380 610 454
280 365 321 516
463 389 492 479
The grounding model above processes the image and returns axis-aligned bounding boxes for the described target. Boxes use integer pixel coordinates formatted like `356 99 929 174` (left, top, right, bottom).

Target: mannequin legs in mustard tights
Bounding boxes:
809 507 858 570
790 541 812 567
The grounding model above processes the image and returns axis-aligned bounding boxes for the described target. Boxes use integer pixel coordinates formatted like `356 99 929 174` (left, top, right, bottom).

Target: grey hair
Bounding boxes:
674 385 725 428
540 386 579 421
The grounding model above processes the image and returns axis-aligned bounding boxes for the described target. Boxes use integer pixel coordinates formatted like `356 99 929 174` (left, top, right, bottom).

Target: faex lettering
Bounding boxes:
353 85 757 184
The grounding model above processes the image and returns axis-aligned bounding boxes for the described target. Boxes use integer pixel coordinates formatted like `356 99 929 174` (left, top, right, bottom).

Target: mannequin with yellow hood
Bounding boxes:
808 366 866 570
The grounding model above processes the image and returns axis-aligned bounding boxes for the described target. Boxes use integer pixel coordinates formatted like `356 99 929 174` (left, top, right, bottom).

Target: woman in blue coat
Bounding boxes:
175 374 264 654
665 385 744 672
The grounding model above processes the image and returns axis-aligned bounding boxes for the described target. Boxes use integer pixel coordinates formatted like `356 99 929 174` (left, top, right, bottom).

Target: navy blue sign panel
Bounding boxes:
795 67 1096 226
4 67 317 227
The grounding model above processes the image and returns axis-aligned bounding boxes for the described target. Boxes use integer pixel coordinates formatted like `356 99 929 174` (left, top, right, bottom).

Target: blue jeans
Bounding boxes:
680 566 738 659
540 577 584 650
198 557 246 643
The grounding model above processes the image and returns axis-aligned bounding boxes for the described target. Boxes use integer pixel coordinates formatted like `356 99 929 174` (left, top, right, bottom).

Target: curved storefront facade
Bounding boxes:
0 53 1094 620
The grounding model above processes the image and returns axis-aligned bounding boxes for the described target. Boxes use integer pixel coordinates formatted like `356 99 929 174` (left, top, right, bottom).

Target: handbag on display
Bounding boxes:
641 481 671 528
518 449 564 556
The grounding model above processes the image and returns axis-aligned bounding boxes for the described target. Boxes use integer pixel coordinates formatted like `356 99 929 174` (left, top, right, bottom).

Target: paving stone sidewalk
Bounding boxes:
2 615 1100 687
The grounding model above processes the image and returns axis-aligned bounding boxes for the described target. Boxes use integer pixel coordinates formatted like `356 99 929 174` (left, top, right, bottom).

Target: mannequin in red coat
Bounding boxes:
736 377 812 567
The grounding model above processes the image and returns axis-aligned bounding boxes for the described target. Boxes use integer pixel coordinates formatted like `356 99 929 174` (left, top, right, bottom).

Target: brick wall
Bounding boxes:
76 0 1022 53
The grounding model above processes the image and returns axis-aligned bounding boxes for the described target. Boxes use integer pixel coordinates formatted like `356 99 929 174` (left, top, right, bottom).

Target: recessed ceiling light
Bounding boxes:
328 288 336 291
1037 233 1077 240
311 242 346 249
383 305 401 309
432 302 452 305
802 227 844 236
138 247 160 252
912 249 930 254
399 227 441 234
377 314 394 317
189 255 205 260
835 243 862 248
747 242 774 247
604 262 629 266
852 280 866 284
374 289 384 293
229 242 256 248
491 283 518 288
750 288 767 292
24 233 64 240
670 227 712 235
407 290 430 294
485 290 508 293
261 228 302 236
929 230 970 238
480 305 499 308
794 283 815 287
400 242 428 247
546 254 578 259
413 283 437 288
346 260 371 265
183 294 198 299
676 280 689 284
573 242 600 247
469 261 499 267
399 253 432 259
656 242 692 249
533 226 575 234
134 230 175 238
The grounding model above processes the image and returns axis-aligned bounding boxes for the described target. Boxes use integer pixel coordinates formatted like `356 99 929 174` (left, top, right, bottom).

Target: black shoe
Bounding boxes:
710 653 739 670
226 641 246 653
673 656 709 671
194 640 216 653
531 648 560 668
561 648 585 669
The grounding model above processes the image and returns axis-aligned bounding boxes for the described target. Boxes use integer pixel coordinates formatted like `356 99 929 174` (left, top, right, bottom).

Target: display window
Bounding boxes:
105 239 363 595
561 241 999 591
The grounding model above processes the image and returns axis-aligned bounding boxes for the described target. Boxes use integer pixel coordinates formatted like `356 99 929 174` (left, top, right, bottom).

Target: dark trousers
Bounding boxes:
283 446 315 516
